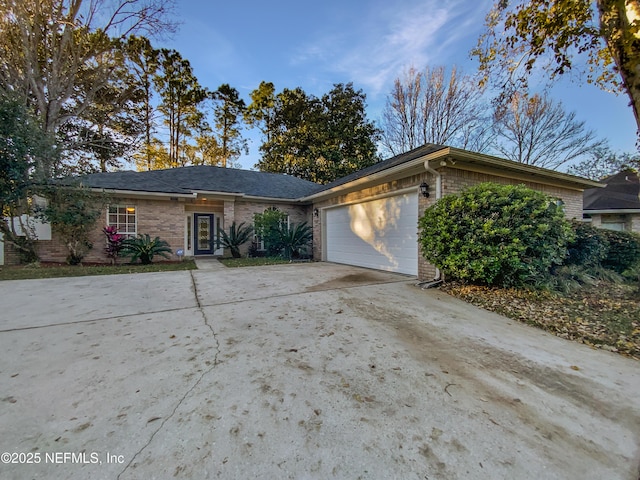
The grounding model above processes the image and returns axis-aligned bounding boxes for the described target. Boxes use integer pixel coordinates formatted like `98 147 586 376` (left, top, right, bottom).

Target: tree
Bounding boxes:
245 81 277 144
492 91 606 169
380 66 489 156
154 49 208 168
0 0 176 174
472 0 640 135
126 36 160 172
210 84 248 167
61 49 146 173
567 147 640 180
37 184 106 264
0 92 56 262
319 83 380 181
255 83 380 184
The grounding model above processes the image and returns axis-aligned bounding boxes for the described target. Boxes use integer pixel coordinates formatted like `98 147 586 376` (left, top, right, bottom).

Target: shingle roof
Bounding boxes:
316 144 446 191
77 165 323 200
584 170 640 210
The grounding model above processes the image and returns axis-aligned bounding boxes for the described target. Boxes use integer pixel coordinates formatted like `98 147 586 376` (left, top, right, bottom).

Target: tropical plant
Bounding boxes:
279 222 313 259
103 226 125 264
220 221 254 258
418 183 573 288
120 233 172 264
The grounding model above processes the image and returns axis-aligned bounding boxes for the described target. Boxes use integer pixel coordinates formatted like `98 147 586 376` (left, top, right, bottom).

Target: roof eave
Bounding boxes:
447 147 604 190
301 152 438 202
584 208 640 214
88 187 196 199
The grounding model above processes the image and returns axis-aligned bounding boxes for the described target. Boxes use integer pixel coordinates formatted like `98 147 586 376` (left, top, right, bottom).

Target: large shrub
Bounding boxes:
600 229 640 273
418 183 573 287
253 208 288 256
565 221 610 268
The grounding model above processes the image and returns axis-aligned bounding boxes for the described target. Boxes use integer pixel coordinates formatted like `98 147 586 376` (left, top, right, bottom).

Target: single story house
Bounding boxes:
583 169 640 233
1 144 601 280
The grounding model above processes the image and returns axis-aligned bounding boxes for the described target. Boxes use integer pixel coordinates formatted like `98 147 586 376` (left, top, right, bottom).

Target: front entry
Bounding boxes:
194 213 216 255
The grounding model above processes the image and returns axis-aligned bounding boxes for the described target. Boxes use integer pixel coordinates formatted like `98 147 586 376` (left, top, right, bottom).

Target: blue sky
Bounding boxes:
156 0 638 171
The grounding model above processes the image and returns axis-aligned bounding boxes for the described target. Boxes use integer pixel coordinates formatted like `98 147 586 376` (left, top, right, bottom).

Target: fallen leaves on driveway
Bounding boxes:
440 281 640 360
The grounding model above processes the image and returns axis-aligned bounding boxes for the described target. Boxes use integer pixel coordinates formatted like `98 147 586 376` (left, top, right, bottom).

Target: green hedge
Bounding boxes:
600 229 640 273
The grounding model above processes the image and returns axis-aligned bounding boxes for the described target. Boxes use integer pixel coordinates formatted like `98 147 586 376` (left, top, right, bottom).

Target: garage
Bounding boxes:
325 192 418 275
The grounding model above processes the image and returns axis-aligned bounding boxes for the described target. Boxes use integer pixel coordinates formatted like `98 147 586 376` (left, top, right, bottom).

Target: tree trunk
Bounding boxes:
598 0 640 135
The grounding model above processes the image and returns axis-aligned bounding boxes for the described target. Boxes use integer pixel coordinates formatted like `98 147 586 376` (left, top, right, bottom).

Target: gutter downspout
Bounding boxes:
419 159 443 287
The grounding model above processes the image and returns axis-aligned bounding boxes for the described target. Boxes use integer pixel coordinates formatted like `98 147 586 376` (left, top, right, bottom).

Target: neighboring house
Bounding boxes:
1 144 601 279
583 169 640 233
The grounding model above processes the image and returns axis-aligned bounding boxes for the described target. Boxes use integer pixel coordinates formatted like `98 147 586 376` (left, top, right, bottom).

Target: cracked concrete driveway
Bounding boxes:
1 262 639 480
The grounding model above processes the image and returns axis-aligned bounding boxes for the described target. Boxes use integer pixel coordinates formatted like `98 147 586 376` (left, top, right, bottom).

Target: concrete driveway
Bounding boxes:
1 262 639 480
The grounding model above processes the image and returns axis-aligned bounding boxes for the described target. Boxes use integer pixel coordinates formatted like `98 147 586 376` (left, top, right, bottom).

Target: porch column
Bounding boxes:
223 200 235 229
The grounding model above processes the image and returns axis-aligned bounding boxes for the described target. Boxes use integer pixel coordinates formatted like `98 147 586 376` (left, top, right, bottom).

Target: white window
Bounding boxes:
602 222 626 232
108 205 137 237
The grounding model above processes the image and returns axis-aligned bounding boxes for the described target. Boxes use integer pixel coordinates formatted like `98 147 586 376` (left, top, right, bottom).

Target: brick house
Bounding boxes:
583 169 640 233
1 144 601 280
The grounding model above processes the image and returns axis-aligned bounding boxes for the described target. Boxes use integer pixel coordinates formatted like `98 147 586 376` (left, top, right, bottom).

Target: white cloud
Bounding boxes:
291 0 492 98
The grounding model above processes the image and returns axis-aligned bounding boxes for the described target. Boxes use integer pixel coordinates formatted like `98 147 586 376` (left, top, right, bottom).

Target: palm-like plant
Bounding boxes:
120 234 172 264
220 222 254 258
279 222 313 259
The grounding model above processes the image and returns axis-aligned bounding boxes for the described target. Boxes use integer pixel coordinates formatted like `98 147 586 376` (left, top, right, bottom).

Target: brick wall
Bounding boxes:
440 168 583 220
233 200 312 256
3 239 21 266
591 212 640 233
37 197 185 264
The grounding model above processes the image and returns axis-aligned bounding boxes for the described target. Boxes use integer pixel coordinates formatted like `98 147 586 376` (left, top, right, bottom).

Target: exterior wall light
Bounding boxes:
419 182 430 198
313 208 319 217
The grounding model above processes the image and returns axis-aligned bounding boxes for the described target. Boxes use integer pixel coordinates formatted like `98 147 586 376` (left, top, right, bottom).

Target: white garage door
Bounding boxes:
325 192 418 275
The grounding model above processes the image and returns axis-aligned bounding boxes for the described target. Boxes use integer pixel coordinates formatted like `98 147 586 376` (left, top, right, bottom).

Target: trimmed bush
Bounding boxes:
418 183 573 287
600 229 640 273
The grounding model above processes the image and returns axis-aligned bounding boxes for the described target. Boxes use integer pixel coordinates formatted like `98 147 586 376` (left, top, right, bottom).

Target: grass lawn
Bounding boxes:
441 281 640 360
0 260 196 281
219 257 300 268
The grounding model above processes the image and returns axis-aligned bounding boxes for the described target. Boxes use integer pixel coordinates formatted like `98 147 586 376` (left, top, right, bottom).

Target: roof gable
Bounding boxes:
584 170 640 210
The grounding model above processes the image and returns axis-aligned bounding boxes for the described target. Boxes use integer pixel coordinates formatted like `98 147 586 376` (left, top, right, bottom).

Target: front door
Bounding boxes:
194 213 215 255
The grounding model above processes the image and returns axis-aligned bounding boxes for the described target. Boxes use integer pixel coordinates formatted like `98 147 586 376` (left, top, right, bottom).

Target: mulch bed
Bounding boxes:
440 281 640 360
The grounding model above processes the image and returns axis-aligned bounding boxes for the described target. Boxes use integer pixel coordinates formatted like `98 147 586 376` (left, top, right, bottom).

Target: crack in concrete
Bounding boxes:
115 271 220 480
